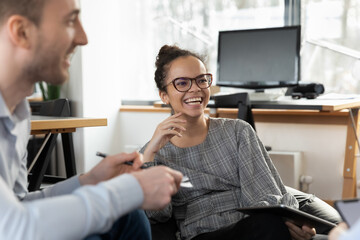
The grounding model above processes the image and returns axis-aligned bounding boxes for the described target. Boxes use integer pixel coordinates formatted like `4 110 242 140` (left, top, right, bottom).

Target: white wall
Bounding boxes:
64 1 130 172
256 122 348 200
77 0 159 171
63 46 85 172
117 112 171 152
117 111 359 201
80 0 122 171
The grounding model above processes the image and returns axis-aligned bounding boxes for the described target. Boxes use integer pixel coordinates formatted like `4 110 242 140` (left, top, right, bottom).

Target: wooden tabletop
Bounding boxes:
250 98 360 111
140 97 360 112
31 116 107 134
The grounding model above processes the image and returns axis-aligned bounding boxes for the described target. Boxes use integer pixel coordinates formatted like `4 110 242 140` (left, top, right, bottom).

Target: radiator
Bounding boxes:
269 151 303 190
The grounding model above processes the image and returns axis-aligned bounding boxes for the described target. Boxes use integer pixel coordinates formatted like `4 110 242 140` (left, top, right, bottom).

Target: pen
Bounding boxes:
96 151 148 169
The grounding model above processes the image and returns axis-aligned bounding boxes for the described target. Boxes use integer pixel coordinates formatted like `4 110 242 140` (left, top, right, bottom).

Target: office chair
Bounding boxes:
29 98 71 117
213 92 255 130
211 92 274 151
28 98 76 191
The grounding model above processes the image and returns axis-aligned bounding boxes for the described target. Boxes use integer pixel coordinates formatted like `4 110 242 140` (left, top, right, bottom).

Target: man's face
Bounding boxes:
24 0 88 85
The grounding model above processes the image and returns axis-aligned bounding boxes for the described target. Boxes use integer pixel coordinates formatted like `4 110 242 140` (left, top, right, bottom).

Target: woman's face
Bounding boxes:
160 56 210 118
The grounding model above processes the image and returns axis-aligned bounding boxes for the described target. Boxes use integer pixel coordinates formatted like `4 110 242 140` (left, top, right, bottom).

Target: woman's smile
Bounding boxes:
184 97 203 105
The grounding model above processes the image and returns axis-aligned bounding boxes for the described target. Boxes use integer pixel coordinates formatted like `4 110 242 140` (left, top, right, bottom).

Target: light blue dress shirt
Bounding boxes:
0 94 144 240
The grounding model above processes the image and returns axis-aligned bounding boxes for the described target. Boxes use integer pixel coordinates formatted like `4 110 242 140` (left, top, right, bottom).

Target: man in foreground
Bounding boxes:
0 0 183 239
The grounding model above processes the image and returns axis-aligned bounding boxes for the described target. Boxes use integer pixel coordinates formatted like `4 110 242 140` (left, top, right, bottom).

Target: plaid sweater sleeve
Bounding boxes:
234 120 298 208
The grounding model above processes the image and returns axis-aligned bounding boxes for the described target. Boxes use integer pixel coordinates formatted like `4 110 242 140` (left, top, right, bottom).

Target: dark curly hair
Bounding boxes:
154 45 205 92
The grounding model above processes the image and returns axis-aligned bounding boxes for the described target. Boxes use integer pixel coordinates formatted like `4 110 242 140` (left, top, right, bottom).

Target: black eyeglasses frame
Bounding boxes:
164 73 213 92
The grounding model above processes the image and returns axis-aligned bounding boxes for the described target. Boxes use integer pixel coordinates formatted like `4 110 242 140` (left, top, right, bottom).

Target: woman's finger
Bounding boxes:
163 129 183 137
160 118 186 128
161 123 186 132
286 221 306 240
302 225 316 239
288 227 302 240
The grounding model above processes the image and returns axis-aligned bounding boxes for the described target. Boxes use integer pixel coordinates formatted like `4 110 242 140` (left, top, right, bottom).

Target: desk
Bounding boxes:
29 116 107 190
121 98 360 199
216 98 360 199
250 98 360 111
31 116 107 134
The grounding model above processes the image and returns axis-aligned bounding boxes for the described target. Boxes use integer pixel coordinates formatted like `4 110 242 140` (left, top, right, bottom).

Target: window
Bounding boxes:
301 0 360 93
120 0 360 101
120 0 285 101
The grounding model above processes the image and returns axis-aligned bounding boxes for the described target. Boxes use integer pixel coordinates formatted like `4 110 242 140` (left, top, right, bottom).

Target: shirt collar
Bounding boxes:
0 92 11 119
0 92 30 123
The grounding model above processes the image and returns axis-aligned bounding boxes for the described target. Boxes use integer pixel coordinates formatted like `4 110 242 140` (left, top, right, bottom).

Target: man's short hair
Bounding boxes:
0 0 46 26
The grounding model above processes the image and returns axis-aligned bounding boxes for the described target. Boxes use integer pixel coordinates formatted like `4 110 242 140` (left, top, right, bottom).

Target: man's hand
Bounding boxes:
329 222 348 240
131 166 183 210
79 152 143 185
285 221 316 240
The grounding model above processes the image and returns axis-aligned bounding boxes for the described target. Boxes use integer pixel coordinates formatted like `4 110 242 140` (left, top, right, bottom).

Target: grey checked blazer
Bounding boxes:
142 118 298 240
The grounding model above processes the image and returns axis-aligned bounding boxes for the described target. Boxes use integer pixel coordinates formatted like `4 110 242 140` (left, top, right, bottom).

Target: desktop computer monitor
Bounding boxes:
217 26 301 90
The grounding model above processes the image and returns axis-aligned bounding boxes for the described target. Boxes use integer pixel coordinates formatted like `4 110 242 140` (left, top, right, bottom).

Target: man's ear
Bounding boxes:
6 15 35 49
159 90 169 105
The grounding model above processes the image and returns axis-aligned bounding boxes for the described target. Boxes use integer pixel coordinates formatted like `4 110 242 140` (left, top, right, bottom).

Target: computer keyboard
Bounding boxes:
248 92 283 101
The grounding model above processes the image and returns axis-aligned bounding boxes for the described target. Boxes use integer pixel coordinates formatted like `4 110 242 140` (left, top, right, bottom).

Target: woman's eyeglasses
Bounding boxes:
164 73 213 92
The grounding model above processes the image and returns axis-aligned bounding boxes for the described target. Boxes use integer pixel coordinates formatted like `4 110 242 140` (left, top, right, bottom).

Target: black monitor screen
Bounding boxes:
217 26 300 89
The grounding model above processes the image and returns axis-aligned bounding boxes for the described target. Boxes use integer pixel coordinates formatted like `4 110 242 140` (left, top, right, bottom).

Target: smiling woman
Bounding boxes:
137 45 319 240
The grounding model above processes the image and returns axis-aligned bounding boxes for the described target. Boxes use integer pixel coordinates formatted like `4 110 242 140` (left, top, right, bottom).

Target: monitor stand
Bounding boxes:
249 89 283 101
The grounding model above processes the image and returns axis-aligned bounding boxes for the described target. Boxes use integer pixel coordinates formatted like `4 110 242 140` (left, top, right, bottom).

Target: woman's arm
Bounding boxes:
236 121 298 208
236 121 316 239
146 203 173 223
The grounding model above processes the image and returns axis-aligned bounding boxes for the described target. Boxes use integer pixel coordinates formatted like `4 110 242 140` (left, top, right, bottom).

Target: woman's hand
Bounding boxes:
144 112 186 162
285 221 316 240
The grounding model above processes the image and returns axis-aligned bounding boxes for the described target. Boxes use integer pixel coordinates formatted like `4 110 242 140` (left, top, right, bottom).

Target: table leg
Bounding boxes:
28 133 58 191
342 109 359 199
61 132 77 177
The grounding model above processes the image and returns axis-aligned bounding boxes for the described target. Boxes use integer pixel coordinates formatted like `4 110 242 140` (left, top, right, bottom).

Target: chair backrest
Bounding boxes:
30 98 71 117
213 92 256 130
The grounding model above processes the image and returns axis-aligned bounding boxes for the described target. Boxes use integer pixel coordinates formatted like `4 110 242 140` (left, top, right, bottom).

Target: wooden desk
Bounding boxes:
29 116 107 191
31 116 107 134
250 98 360 111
